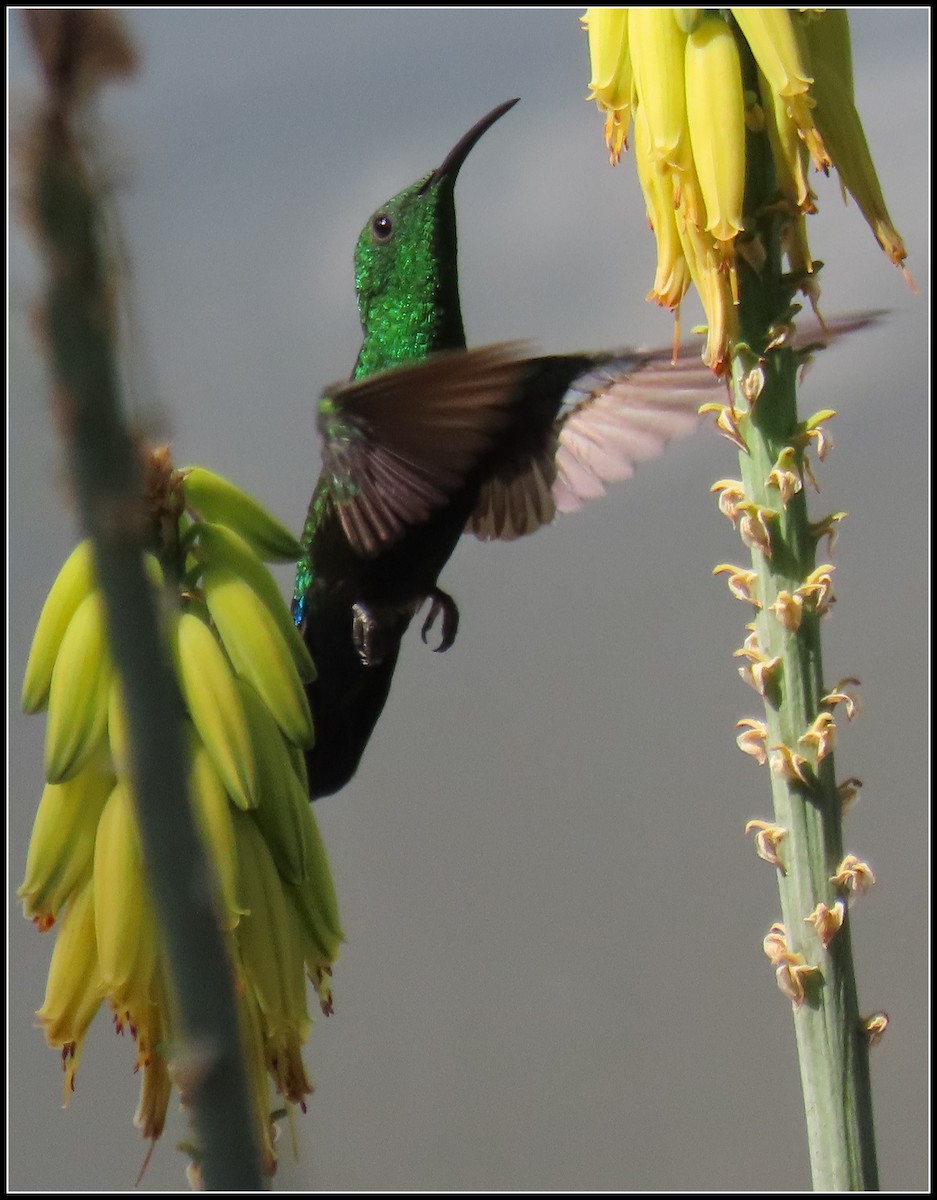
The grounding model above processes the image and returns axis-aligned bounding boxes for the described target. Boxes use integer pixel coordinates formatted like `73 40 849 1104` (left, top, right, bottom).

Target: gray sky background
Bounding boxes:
7 8 929 1192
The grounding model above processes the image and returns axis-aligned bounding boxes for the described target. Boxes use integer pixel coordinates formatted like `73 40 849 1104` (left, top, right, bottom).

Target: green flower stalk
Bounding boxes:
582 7 909 1190
20 448 343 1178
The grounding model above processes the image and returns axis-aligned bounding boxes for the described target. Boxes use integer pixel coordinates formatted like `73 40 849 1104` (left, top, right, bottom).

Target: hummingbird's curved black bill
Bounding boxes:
420 98 519 194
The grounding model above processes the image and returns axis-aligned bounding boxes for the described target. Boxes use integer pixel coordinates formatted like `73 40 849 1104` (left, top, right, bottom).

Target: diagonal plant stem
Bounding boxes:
22 11 263 1189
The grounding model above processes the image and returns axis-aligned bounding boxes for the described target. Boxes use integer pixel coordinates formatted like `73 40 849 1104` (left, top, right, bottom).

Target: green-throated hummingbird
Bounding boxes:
292 100 727 798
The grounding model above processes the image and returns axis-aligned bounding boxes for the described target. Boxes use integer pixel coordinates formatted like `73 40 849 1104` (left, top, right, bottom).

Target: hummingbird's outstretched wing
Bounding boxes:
318 343 530 557
468 345 718 541
467 310 884 542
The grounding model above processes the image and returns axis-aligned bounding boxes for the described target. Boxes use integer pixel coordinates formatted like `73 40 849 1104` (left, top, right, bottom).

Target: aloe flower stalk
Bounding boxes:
18 11 340 1187
582 8 910 1190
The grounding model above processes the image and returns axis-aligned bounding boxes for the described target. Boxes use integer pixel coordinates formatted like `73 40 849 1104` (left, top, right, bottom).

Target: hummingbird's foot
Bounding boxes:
420 587 460 653
352 603 377 665
352 603 391 667
352 602 411 666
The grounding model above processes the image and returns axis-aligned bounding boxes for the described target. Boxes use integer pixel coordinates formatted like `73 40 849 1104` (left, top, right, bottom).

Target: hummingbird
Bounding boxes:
292 99 726 799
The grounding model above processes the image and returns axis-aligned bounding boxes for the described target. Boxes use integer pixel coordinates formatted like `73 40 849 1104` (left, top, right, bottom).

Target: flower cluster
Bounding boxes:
19 447 340 1176
582 8 908 371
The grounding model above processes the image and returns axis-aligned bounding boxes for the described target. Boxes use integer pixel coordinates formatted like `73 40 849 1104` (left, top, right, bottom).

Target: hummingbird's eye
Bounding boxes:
371 213 393 242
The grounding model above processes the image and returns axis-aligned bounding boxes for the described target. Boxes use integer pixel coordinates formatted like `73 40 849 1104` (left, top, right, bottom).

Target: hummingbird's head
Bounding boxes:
352 100 519 375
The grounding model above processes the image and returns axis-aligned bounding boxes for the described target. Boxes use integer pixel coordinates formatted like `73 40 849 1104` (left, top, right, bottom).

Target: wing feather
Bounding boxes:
466 343 721 536
319 344 529 556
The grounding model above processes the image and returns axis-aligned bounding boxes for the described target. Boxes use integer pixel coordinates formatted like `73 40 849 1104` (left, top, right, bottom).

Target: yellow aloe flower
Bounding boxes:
35 879 104 1102
632 102 691 313
627 8 689 171
233 811 314 1109
730 8 812 100
582 7 632 163
803 42 908 269
684 13 746 244
730 6 828 166
43 589 113 783
20 445 340 1179
93 781 160 1006
582 8 909 369
676 215 739 373
21 538 97 714
19 753 113 929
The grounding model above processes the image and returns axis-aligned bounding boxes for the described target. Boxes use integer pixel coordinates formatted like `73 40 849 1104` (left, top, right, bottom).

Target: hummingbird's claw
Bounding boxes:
421 587 460 653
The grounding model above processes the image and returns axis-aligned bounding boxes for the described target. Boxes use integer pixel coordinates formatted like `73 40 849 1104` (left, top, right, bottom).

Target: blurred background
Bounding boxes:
7 9 929 1192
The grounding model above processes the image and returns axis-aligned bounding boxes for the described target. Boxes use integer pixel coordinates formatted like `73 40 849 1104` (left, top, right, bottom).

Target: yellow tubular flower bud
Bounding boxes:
677 216 738 374
186 520 316 684
583 7 628 99
650 182 692 311
731 7 812 99
633 103 691 311
180 465 302 562
685 14 746 244
35 880 104 1100
201 566 314 751
705 263 739 374
172 609 258 811
21 538 97 714
19 758 114 929
93 782 156 997
44 590 113 784
289 868 344 970
582 7 633 163
806 46 908 268
732 7 831 171
289 807 343 971
233 810 311 1042
628 8 689 170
